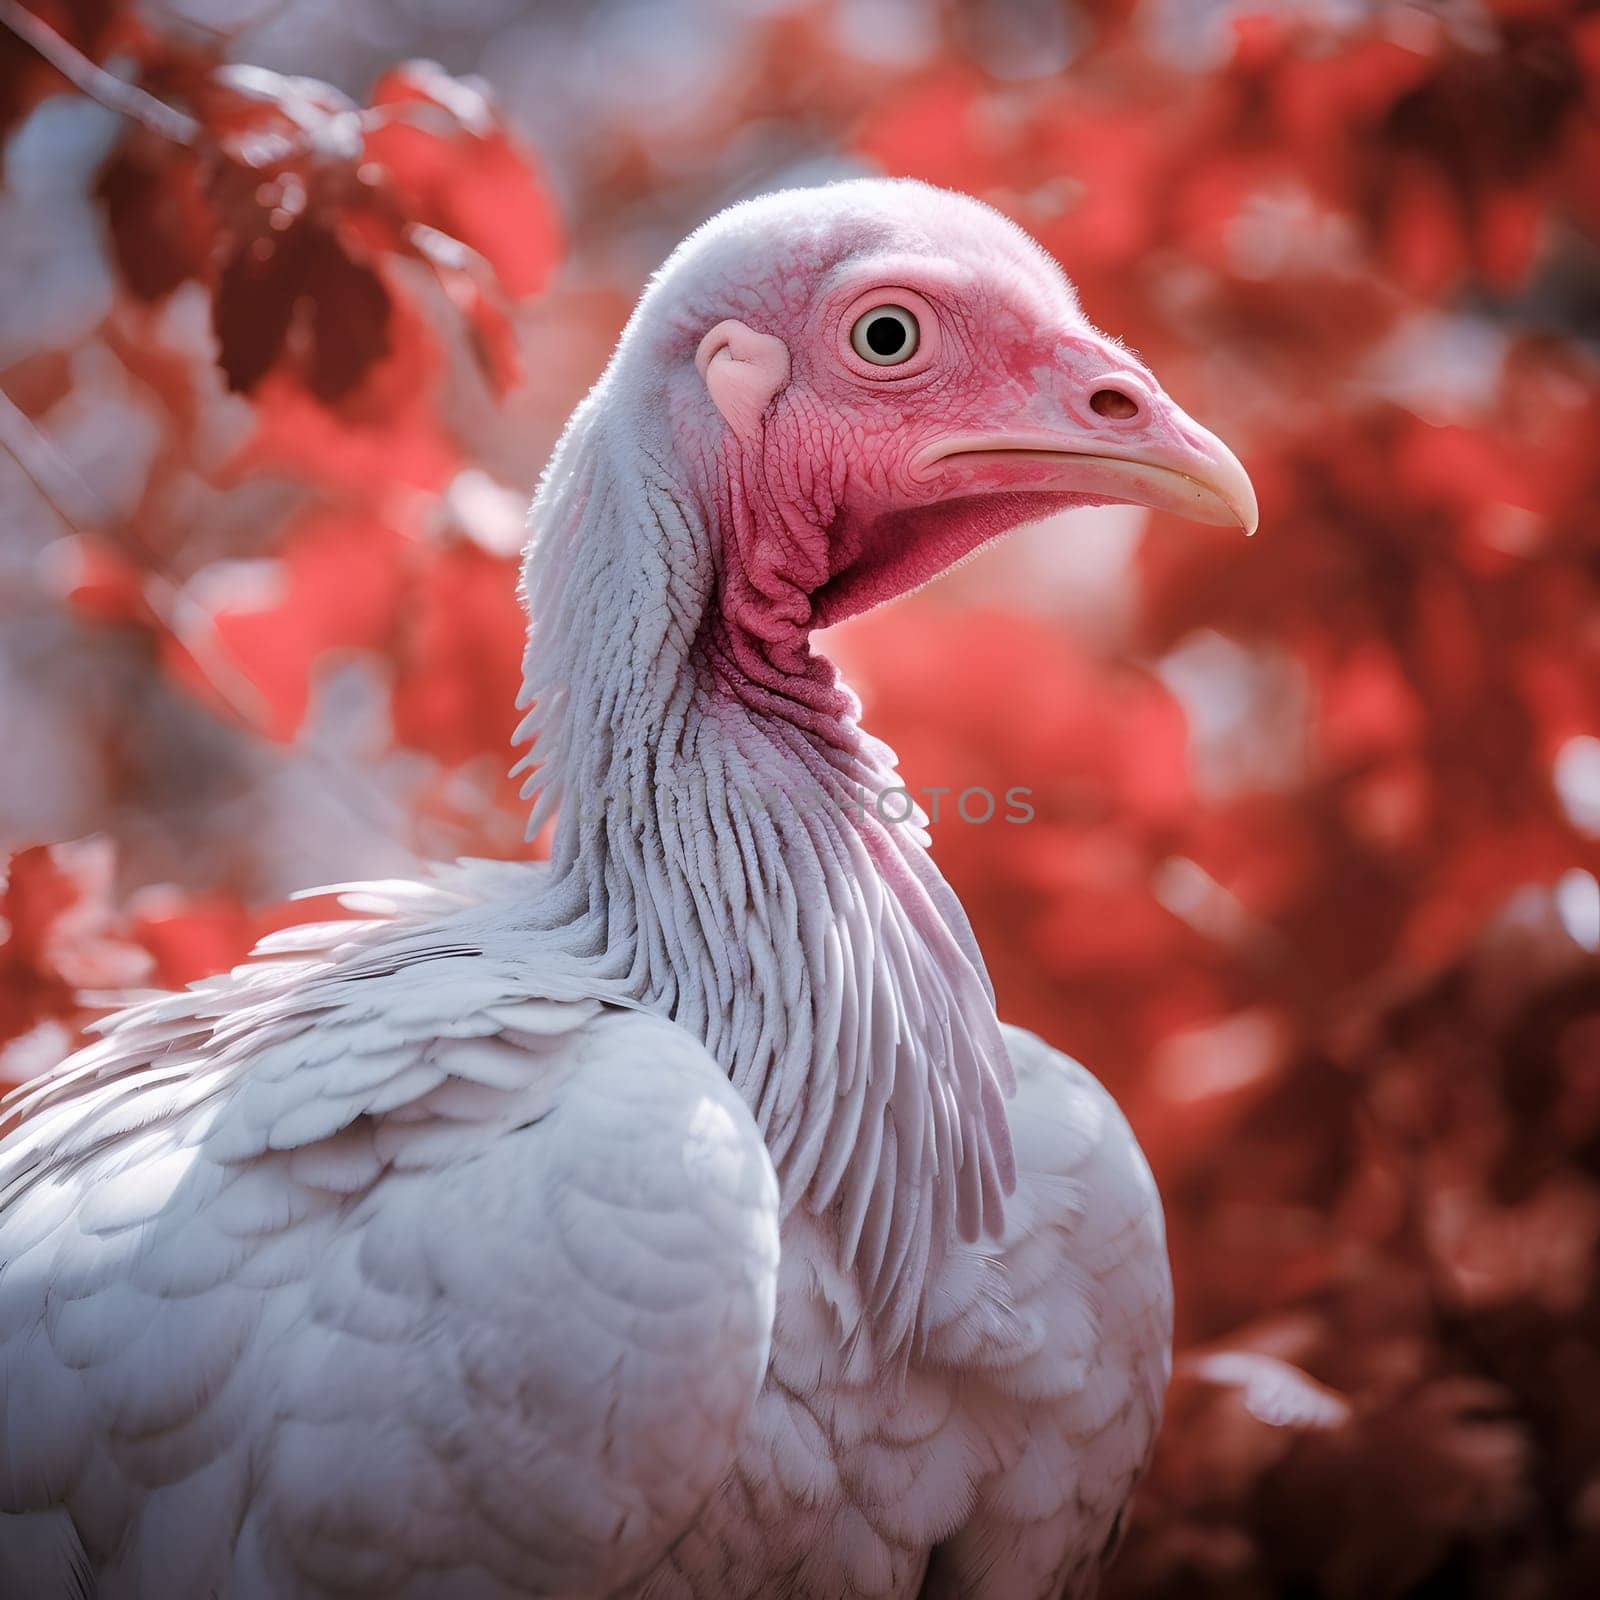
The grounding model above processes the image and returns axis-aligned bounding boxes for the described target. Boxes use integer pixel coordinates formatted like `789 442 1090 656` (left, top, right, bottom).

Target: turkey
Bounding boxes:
0 178 1255 1599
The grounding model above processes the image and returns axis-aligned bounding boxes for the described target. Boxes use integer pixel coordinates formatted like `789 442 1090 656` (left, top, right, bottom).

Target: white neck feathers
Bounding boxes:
511 398 1015 1349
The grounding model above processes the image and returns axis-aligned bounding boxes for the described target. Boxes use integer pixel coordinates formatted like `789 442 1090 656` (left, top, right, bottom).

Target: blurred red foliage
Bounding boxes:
1 1 1597 1595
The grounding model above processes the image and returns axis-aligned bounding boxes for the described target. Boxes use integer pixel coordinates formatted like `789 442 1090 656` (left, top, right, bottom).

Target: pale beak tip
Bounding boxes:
1209 448 1258 539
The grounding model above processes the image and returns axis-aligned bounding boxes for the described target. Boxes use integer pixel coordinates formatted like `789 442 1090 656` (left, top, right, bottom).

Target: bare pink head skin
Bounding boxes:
614 178 1257 722
521 177 1258 832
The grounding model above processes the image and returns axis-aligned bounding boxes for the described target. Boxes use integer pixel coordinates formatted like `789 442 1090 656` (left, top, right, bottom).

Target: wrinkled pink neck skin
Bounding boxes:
690 417 1086 759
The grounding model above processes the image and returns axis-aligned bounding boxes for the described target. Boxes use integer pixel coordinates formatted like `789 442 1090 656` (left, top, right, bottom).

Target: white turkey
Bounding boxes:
0 178 1256 1599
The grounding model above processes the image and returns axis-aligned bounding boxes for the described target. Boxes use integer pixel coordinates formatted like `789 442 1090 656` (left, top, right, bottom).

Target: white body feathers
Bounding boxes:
0 867 1167 1598
0 871 779 1597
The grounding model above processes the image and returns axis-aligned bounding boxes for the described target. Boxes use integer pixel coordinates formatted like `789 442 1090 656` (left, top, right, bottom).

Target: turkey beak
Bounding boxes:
913 384 1259 537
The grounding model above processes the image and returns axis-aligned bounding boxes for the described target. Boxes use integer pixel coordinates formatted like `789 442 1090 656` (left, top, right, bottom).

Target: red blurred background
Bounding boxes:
1 2 1597 1595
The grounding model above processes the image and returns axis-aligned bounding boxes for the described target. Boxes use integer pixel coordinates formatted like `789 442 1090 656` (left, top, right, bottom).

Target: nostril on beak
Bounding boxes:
1089 387 1140 421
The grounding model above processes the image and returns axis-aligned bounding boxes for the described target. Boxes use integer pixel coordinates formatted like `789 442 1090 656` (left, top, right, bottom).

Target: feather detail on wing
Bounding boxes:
0 861 779 1598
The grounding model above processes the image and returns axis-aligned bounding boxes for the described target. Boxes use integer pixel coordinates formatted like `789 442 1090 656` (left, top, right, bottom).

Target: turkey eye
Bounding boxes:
850 305 919 366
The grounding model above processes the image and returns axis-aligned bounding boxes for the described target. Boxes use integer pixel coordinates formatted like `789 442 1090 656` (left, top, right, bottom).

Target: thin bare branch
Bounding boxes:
0 379 103 530
0 0 200 145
